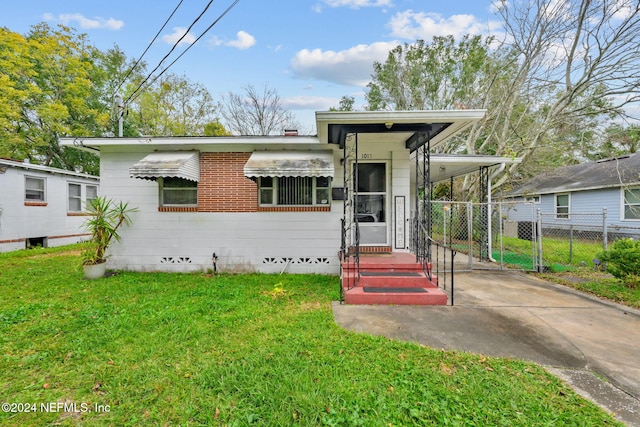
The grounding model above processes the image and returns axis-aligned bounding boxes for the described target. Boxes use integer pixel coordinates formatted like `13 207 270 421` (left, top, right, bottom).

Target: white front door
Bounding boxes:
355 162 388 245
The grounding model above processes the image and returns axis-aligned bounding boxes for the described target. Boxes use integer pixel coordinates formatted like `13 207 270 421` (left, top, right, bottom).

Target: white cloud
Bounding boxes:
290 41 398 86
209 31 256 50
162 27 197 46
388 10 499 40
44 13 124 30
226 31 256 50
282 95 339 110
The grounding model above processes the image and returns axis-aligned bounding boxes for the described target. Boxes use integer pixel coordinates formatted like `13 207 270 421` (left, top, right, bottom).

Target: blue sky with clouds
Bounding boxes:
0 0 502 132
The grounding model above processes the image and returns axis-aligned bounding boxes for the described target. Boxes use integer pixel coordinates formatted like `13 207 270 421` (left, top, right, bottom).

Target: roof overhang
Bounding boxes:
316 110 486 152
243 151 334 178
129 151 200 182
427 154 522 182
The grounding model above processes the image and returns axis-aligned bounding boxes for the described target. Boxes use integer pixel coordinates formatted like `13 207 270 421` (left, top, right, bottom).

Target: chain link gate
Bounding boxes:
423 201 640 274
426 200 540 272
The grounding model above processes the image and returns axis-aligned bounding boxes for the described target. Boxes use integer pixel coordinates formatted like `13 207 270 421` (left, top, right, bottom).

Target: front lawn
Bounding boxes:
0 246 621 426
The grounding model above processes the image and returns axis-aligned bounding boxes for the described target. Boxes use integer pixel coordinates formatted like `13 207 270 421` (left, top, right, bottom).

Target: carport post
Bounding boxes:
536 208 543 272
602 207 608 250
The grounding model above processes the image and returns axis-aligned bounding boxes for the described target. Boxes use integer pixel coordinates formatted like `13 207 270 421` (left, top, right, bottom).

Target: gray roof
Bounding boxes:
508 152 640 196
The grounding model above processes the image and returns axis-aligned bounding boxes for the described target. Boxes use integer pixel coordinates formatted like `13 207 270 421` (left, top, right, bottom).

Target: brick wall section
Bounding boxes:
198 152 258 212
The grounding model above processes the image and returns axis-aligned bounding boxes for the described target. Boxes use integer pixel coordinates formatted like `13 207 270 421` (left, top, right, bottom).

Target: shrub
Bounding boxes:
597 238 640 288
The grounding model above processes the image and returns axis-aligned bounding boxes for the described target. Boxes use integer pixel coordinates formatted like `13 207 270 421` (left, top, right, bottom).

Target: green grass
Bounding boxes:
498 237 640 308
0 246 622 426
539 271 640 310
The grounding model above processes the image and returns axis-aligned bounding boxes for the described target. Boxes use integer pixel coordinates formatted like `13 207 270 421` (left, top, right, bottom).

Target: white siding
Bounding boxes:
100 149 343 273
99 139 413 274
0 164 99 252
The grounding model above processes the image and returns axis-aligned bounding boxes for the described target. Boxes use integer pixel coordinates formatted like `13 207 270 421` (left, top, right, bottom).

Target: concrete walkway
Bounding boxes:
333 270 640 426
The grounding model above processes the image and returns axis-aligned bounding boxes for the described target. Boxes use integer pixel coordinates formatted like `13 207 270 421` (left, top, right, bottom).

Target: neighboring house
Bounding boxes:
0 158 100 252
503 153 640 238
60 110 489 274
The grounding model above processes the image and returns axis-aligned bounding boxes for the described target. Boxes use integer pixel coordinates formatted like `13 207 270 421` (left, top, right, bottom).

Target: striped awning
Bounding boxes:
129 151 200 182
244 151 334 178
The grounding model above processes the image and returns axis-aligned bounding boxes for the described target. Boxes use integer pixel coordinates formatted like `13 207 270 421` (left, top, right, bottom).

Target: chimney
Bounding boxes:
284 129 298 136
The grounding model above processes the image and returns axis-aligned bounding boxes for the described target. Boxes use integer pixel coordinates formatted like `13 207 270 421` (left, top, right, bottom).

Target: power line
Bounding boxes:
112 0 185 100
127 0 241 105
124 0 230 106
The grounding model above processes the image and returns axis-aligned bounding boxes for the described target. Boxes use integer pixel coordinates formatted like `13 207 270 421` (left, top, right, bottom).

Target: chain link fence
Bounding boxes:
418 201 640 273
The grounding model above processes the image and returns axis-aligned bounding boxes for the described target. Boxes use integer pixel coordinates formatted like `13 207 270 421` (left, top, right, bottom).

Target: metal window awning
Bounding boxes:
129 151 200 182
244 151 335 178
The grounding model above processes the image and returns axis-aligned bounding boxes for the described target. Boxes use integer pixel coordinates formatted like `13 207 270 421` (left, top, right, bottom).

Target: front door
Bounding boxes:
355 162 388 245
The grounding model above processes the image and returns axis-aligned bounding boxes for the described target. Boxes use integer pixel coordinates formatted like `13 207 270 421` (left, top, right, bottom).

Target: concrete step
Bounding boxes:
343 286 448 305
342 270 439 288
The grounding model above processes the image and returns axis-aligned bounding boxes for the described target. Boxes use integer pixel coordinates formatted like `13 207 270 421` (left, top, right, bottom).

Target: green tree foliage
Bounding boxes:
129 74 223 136
366 35 494 112
0 24 226 174
329 95 355 112
0 24 108 174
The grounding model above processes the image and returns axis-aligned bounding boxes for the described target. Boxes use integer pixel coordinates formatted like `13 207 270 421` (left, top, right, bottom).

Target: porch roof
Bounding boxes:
315 110 486 152
428 154 522 182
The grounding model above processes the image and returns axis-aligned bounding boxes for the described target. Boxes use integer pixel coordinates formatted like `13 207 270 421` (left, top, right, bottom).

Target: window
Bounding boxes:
68 183 99 212
25 177 45 201
258 176 331 206
160 177 197 206
624 188 640 220
555 194 570 219
68 183 82 212
525 196 540 203
86 185 98 206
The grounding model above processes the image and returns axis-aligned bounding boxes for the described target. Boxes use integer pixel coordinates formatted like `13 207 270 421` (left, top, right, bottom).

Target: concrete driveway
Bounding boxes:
333 270 640 426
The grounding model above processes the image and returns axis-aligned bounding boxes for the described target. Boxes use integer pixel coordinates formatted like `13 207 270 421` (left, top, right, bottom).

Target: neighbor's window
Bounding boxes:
86 185 98 206
68 183 82 212
160 177 197 205
68 183 99 212
259 176 331 206
525 196 540 203
555 194 570 219
624 188 640 220
25 177 45 201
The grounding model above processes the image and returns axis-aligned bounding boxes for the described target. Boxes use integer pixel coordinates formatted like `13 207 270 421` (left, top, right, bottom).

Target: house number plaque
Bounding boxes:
395 196 405 249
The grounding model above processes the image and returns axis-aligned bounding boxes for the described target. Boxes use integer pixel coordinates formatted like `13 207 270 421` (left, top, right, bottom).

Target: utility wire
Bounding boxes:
124 0 225 106
112 0 186 100
127 0 241 105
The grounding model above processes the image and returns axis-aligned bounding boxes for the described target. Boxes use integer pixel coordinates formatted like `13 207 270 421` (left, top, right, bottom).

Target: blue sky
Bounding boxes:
0 0 502 133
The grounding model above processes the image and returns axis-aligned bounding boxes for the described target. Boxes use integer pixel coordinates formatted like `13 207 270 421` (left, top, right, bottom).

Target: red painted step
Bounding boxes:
340 253 447 305
343 286 448 305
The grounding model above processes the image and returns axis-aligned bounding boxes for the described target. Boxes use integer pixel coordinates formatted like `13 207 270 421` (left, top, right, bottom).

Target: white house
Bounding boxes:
0 158 100 252
60 110 488 275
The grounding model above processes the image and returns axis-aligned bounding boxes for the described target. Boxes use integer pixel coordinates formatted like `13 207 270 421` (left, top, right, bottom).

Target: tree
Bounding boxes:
366 0 640 196
487 0 640 188
0 24 108 174
129 73 221 136
204 120 231 136
330 95 355 112
221 83 301 135
367 35 494 112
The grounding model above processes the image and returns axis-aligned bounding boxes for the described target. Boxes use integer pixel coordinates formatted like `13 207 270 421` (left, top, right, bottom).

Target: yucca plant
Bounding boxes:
81 196 137 266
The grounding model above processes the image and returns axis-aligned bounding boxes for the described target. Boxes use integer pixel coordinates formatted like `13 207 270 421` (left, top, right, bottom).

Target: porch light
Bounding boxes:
385 122 393 129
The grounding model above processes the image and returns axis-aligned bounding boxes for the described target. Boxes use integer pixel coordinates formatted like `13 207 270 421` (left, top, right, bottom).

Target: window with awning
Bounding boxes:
129 151 200 182
243 151 334 178
244 151 335 207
